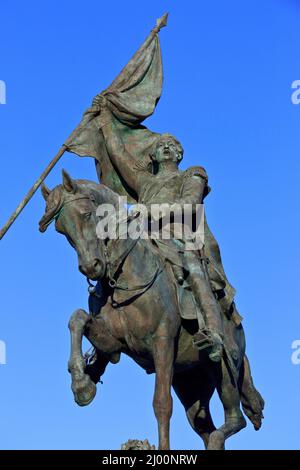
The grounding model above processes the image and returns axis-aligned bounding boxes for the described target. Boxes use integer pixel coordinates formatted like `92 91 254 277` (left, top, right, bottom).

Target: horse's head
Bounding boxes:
39 170 119 281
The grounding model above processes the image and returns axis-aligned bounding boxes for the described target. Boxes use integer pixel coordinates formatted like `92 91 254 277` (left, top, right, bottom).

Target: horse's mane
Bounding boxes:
39 179 120 233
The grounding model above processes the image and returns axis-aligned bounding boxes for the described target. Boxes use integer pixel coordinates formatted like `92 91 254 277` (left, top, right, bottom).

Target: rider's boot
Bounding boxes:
193 328 224 362
208 331 223 362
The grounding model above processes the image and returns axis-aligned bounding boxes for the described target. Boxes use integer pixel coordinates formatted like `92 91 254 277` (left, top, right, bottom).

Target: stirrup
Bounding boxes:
193 329 214 351
209 343 223 362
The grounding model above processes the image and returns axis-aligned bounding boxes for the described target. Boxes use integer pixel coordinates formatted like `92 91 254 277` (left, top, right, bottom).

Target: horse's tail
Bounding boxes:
238 354 265 430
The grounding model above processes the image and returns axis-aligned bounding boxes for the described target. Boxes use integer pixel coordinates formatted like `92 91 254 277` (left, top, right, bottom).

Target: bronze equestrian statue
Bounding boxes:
39 170 264 450
34 14 264 451
0 10 264 453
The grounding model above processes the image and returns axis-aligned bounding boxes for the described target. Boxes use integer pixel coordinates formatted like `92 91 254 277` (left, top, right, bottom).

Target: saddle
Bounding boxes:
105 234 204 327
95 213 242 329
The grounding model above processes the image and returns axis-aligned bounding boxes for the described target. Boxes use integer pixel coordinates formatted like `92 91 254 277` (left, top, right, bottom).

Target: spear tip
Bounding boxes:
153 12 169 33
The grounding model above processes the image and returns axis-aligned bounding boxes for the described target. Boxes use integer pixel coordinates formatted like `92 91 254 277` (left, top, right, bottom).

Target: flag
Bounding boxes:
64 13 168 202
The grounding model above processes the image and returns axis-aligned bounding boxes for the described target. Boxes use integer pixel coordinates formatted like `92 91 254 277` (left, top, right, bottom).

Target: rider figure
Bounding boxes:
99 105 225 362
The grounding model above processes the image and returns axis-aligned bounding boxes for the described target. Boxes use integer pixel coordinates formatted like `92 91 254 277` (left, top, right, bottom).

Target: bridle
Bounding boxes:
52 193 165 304
53 194 104 294
53 196 95 224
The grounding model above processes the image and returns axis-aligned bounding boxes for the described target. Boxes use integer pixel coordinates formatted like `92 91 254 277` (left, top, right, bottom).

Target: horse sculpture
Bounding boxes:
39 170 264 450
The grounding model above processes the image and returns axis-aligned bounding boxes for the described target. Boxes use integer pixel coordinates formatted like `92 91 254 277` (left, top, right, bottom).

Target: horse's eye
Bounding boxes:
84 212 92 221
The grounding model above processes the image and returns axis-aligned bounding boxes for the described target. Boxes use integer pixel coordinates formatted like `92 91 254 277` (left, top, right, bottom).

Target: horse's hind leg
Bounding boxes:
207 360 246 450
152 336 175 450
172 367 216 449
238 355 264 430
68 308 97 406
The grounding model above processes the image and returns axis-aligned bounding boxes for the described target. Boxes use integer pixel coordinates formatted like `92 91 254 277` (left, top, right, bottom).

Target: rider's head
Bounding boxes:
150 134 184 166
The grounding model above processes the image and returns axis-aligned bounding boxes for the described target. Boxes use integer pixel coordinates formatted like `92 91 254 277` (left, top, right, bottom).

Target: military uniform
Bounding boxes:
100 109 240 360
127 163 242 360
133 164 241 323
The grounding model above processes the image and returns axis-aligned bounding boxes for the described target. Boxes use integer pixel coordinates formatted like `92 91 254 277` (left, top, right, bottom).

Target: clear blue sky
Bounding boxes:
1 0 300 450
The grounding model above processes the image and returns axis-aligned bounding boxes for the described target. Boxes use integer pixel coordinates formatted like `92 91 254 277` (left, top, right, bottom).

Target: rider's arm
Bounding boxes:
143 168 209 223
100 107 140 194
178 166 209 209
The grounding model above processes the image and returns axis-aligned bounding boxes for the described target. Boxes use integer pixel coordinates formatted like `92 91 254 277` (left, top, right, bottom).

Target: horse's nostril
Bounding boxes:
93 258 101 269
78 260 102 278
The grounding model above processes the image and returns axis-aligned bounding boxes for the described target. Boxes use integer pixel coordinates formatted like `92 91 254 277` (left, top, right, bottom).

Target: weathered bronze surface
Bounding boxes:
38 14 264 450
39 172 264 450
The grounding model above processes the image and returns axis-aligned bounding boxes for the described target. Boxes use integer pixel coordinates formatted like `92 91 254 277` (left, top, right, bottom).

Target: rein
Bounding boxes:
49 193 165 301
106 237 164 293
104 218 165 303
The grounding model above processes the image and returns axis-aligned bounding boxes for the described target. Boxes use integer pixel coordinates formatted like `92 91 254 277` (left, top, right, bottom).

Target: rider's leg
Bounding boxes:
185 250 224 362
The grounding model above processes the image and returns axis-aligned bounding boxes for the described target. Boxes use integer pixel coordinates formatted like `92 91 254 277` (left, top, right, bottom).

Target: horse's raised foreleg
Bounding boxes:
207 360 246 450
68 308 97 406
152 336 174 450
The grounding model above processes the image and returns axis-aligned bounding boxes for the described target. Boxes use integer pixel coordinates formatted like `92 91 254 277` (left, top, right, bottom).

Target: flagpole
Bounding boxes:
0 13 168 242
0 145 66 240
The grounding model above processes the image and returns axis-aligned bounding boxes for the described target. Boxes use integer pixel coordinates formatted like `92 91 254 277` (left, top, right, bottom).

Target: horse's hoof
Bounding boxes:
252 413 263 431
71 374 97 406
207 430 225 450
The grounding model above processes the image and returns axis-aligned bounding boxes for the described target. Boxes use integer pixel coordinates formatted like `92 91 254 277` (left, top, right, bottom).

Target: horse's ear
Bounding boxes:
41 182 51 201
62 169 76 193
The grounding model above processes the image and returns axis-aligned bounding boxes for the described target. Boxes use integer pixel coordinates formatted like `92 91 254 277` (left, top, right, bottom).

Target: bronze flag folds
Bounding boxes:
64 13 168 202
